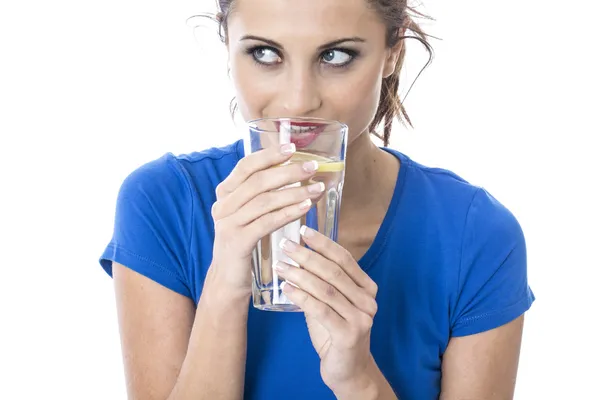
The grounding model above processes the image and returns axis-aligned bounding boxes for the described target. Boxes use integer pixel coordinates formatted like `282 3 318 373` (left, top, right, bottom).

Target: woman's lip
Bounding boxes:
290 125 326 147
273 121 324 130
269 120 327 147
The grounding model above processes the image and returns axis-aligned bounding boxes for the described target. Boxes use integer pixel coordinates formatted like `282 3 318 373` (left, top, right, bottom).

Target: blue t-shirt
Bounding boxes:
100 139 534 399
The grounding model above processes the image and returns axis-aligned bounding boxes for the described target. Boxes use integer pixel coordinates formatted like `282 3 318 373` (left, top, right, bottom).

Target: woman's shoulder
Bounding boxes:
382 149 533 337
173 139 244 166
122 139 244 195
386 148 482 210
170 139 244 188
386 147 521 238
387 148 476 191
112 139 244 236
100 140 245 300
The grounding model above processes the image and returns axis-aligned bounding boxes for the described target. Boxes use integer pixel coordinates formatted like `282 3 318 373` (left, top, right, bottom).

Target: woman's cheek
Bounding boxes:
231 62 271 120
334 71 383 139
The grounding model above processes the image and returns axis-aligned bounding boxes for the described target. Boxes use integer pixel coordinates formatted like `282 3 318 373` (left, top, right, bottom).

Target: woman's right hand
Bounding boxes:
207 143 324 298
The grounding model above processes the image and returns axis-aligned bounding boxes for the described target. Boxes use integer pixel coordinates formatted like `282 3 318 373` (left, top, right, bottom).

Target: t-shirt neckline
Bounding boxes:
355 147 408 271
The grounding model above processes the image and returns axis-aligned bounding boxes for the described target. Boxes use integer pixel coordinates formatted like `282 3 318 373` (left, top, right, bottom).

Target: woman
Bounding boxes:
100 0 535 398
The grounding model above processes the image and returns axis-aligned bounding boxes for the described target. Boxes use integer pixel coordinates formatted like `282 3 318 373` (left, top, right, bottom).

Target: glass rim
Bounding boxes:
247 117 348 133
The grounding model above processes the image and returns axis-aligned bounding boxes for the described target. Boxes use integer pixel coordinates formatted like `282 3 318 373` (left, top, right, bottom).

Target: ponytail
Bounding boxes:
369 10 434 146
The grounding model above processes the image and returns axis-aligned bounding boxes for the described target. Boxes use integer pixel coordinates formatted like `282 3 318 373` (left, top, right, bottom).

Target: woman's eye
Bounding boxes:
252 47 281 65
248 46 356 68
321 49 354 66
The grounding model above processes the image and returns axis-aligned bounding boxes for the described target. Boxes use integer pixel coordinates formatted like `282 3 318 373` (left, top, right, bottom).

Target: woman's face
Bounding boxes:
227 0 401 144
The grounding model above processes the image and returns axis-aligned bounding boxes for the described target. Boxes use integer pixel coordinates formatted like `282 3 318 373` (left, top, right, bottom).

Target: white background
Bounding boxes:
1 0 598 398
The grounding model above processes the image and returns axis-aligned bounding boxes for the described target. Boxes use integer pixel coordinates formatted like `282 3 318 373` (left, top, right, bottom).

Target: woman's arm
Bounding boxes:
113 262 249 400
440 316 525 400
107 145 321 399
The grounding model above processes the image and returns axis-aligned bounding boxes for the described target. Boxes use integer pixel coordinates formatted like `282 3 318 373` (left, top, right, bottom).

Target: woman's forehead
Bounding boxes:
228 0 385 42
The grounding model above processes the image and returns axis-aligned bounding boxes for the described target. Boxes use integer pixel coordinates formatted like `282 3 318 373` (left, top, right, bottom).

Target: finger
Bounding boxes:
281 281 347 334
279 239 377 318
243 198 313 244
234 181 325 226
213 159 320 221
300 226 378 298
215 143 296 199
276 261 359 321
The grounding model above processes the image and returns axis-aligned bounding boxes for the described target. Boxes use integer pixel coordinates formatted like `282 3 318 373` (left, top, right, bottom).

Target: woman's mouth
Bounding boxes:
274 120 326 148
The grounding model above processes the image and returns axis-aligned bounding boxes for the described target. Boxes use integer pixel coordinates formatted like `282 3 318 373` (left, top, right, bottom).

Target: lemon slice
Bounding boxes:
316 161 345 172
291 151 345 172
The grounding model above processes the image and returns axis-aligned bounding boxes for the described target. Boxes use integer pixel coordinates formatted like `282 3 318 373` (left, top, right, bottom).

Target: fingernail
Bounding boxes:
279 238 296 252
281 143 296 154
307 182 325 193
302 160 319 173
274 262 288 272
299 225 314 237
298 199 312 210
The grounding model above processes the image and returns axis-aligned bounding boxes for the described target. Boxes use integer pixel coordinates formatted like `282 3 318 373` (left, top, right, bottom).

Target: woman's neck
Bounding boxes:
340 131 400 215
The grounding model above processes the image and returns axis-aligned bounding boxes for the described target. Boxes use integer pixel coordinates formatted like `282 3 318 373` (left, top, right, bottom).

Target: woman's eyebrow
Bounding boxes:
240 35 366 50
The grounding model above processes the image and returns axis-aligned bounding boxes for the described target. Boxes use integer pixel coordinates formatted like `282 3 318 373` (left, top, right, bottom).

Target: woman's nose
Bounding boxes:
280 68 322 116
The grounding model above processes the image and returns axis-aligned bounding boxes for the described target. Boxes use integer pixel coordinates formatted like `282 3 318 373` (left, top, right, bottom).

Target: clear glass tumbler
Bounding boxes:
245 117 348 312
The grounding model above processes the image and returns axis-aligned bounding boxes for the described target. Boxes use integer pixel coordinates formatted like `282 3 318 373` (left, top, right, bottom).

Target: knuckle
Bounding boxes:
261 200 301 233
301 248 314 265
298 291 310 305
211 201 222 220
215 183 226 199
367 298 378 317
330 266 344 281
324 283 337 298
251 170 269 189
253 193 271 213
282 204 298 220
246 171 260 187
368 281 379 297
296 249 315 267
255 175 274 197
261 211 279 230
278 208 291 222
340 250 355 267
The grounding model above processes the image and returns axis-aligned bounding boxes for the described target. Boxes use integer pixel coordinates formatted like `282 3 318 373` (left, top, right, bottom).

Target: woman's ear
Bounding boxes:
217 12 229 47
383 28 406 78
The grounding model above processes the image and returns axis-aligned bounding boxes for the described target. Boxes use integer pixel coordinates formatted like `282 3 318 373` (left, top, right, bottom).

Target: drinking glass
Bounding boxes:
245 117 348 311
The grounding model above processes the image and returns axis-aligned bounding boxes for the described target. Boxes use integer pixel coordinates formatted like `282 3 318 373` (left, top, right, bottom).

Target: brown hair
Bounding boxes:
194 0 434 147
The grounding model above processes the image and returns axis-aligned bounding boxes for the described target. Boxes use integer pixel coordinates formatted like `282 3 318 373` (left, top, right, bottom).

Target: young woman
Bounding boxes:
100 0 535 398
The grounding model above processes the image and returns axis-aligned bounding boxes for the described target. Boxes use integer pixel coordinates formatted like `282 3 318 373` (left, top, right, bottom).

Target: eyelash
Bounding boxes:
245 46 359 69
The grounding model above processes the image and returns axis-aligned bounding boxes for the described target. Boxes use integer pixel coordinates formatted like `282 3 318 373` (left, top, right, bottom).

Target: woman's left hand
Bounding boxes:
275 225 381 396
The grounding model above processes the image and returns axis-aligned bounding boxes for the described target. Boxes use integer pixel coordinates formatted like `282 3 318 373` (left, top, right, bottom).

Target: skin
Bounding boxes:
227 0 403 261
112 0 526 398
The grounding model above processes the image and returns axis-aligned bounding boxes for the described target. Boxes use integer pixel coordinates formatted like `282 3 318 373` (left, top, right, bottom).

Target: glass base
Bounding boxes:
252 287 303 312
254 303 302 312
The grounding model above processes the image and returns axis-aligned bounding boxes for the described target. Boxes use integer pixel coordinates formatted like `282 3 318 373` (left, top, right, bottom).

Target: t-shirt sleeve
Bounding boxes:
450 188 535 337
99 154 193 299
